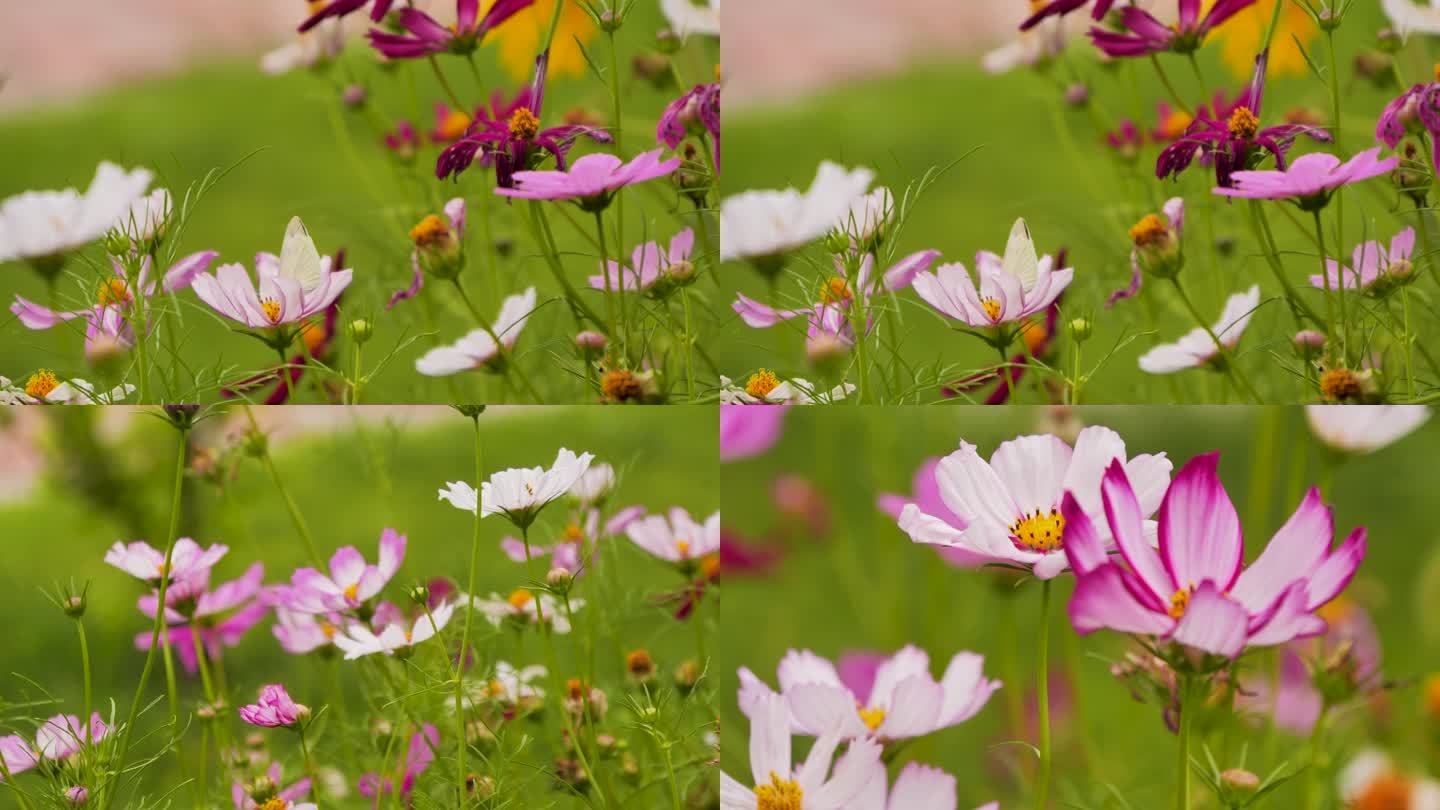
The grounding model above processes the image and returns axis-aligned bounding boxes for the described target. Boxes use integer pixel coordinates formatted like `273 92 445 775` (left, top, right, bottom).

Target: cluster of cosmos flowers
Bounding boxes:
719 401 1439 810
717 0 1440 405
0 409 719 808
0 0 719 405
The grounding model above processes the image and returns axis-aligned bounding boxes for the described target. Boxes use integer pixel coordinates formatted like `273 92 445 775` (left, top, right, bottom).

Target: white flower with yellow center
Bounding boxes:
0 372 134 405
439 447 594 529
0 162 154 269
719 373 855 405
466 590 581 634
720 162 876 264
332 601 455 660
910 219 1072 328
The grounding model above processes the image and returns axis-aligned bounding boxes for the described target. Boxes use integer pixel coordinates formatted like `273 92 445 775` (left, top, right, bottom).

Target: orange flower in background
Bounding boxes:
1206 0 1318 79
487 0 598 81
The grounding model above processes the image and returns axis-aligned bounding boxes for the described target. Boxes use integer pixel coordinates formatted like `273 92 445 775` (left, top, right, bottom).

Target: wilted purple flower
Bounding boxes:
299 0 395 32
657 83 720 170
1021 0 1117 30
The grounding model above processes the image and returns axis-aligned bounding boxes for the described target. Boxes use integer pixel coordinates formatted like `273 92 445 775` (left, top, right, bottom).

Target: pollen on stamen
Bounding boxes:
753 772 804 810
857 706 886 732
818 276 852 305
746 369 780 399
1168 587 1191 619
508 107 541 140
674 540 691 558
1227 106 1260 140
343 583 360 603
507 589 534 610
97 278 132 307
409 214 450 247
260 298 283 324
980 297 1003 322
1008 508 1066 552
1129 213 1169 247
24 369 59 399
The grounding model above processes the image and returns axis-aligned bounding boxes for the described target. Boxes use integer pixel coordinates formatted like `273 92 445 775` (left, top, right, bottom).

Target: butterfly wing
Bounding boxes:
279 216 323 291
1001 217 1038 292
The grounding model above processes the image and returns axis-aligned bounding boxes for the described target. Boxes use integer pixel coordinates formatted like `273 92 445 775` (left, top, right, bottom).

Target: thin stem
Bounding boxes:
105 427 189 810
661 742 684 810
76 619 92 747
1185 52 1208 99
527 202 606 328
1177 675 1194 810
1303 705 1330 810
1312 209 1343 362
1034 580 1053 810
594 210 624 359
1250 202 1326 329
277 347 295 403
455 416 484 807
427 55 466 111
1149 55 1189 110
681 289 696 400
246 406 326 568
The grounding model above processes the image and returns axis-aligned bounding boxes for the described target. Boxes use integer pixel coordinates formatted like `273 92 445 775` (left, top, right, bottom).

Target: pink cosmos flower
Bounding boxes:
135 563 269 674
1377 81 1440 174
190 218 353 331
720 404 787 462
366 0 533 60
239 684 309 728
910 232 1071 328
733 250 940 336
0 713 108 779
588 228 696 297
10 251 217 333
105 537 228 585
1065 454 1367 658
499 507 644 575
720 692 881 809
285 528 406 614
626 508 721 564
494 150 681 210
1138 286 1260 374
738 645 999 742
1214 149 1399 206
1089 0 1256 59
1309 227 1416 292
231 763 315 810
271 606 342 655
358 724 439 800
896 425 1172 579
877 458 986 569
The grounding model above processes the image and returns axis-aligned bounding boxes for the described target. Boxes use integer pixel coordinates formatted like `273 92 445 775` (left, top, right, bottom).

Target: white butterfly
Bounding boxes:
1001 217 1039 292
279 216 323 291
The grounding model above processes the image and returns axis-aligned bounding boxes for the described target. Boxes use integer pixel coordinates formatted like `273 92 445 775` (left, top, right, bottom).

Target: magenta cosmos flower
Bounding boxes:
720 403 787 461
105 537 228 585
366 0 533 60
0 713 108 777
190 218 352 333
1309 227 1416 293
283 528 406 614
897 425 1172 579
359 724 438 800
910 221 1071 330
1377 80 1440 173
11 250 217 332
738 645 999 742
239 683 309 728
589 228 697 298
1157 50 1331 188
1021 0 1117 30
878 458 986 568
1090 0 1256 58
658 83 721 170
299 0 394 31
1065 454 1367 658
495 150 681 210
136 563 269 674
436 52 612 188
1214 148 1399 208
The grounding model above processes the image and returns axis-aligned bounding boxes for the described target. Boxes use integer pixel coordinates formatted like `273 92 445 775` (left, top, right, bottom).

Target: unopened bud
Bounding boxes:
342 83 367 108
1220 768 1260 798
1067 317 1093 343
347 318 373 345
1064 82 1089 107
546 567 574 593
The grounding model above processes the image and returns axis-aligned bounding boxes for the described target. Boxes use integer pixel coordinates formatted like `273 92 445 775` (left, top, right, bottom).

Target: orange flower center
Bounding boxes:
818 276 852 305
1352 771 1414 810
259 800 289 810
1227 106 1260 139
24 369 58 399
1020 315 1049 355
97 278 132 307
1168 587 1191 620
754 773 803 810
1009 509 1065 552
980 297 1003 322
1159 109 1193 140
563 523 586 544
745 369 780 399
857 705 886 732
1423 673 1440 722
260 298 283 324
507 589 534 610
343 583 360 603
700 553 720 581
674 540 691 558
437 110 471 141
321 621 337 640
1129 213 1169 247
508 107 541 140
410 214 450 247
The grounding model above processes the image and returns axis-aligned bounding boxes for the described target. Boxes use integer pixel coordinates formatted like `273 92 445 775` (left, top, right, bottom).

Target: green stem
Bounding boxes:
1034 580 1053 810
427 55 466 111
1150 55 1189 110
594 210 624 360
104 426 189 810
1312 209 1343 363
1250 202 1325 329
246 406 326 568
1304 705 1329 810
455 415 484 807
1177 675 1194 810
681 289 696 400
661 742 684 810
76 619 92 746
527 202 606 328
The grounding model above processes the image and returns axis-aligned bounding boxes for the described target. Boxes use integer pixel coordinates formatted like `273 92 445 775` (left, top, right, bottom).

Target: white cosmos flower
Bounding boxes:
1305 405 1429 454
981 24 1065 74
0 162 153 264
1138 285 1260 374
1338 749 1440 810
439 447 594 528
467 590 581 633
454 661 548 712
720 691 882 810
569 463 616 505
118 188 171 244
719 374 855 405
0 373 135 405
896 425 1172 579
332 602 455 660
660 0 719 37
841 187 893 244
416 287 537 376
1382 0 1440 35
626 508 721 563
720 162 876 262
850 760 999 810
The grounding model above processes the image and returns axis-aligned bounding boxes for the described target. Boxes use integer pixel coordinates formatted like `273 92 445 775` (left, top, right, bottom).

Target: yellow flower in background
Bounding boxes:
486 0 598 81
1206 0 1318 79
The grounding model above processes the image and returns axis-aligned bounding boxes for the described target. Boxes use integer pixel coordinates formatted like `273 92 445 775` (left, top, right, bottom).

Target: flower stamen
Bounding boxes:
980 297 1003 322
409 214 450 247
857 705 886 732
1168 587 1191 620
24 369 58 399
260 298 283 324
508 107 541 140
754 772 804 810
1227 106 1260 140
97 278 132 307
746 369 780 399
1009 509 1065 552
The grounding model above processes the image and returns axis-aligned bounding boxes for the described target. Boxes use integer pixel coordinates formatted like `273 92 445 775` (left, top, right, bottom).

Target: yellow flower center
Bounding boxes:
674 540 691 558
1159 110 1193 140
260 298 283 324
259 800 289 810
1352 771 1414 810
343 583 360 603
321 621 337 640
980 297 1003 322
1168 587 1191 620
1227 106 1260 139
507 589 534 610
1320 367 1362 402
1129 213 1169 247
508 107 541 140
818 276 852 305
1009 509 1065 552
745 369 780 399
24 369 58 399
626 649 654 675
409 214 450 247
437 110 471 141
701 553 720 581
857 705 886 732
97 278 132 307
563 523 586 544
754 773 804 810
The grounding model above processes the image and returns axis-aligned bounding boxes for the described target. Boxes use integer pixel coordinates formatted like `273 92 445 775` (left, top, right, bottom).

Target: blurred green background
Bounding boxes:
720 405 1440 808
0 5 720 404
0 404 719 807
719 4 1436 404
